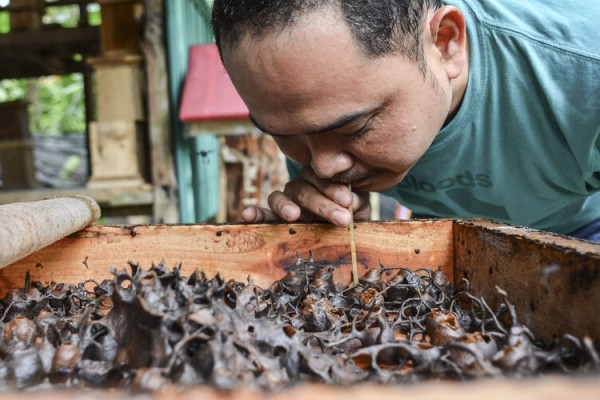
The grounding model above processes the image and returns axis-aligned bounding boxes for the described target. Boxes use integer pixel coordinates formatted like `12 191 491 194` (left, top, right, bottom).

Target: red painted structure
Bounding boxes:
179 44 249 123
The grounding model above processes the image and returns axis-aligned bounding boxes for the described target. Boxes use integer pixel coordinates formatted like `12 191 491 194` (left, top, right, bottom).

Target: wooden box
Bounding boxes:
0 139 37 189
87 120 143 183
0 100 31 141
97 0 142 55
89 55 144 122
220 133 288 222
1 219 600 398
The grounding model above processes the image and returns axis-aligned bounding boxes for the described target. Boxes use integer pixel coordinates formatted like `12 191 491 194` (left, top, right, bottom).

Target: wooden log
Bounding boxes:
0 196 101 269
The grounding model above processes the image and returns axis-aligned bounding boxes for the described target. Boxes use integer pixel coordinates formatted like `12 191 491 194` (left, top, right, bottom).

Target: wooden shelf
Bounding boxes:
0 183 153 216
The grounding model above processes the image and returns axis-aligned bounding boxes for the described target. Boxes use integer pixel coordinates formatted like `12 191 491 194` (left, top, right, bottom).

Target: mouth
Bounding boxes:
338 171 380 189
336 169 407 192
351 175 377 190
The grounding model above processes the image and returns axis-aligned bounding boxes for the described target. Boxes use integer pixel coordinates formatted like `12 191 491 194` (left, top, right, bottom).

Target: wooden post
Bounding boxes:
142 0 179 223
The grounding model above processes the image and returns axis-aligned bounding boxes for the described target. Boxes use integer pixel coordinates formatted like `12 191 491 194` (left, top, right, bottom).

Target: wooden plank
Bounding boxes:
0 220 455 295
188 120 257 136
0 371 597 399
0 26 99 79
454 219 600 342
0 185 153 217
0 26 100 47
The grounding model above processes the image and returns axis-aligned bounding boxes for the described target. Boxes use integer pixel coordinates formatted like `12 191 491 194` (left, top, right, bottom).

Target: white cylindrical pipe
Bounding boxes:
0 196 101 269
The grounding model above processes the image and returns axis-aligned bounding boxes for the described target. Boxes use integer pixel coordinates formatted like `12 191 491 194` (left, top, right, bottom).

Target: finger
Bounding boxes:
282 178 353 227
296 168 353 207
352 191 372 220
240 206 282 223
267 191 303 222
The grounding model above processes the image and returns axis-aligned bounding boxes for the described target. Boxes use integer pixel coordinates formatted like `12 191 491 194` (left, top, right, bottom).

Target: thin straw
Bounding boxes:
348 184 358 285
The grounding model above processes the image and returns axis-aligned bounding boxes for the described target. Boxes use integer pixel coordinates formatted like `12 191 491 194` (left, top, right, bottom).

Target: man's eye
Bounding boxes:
346 125 371 141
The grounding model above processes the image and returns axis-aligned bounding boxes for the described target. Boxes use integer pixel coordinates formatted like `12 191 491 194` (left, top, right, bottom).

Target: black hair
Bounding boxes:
212 0 443 69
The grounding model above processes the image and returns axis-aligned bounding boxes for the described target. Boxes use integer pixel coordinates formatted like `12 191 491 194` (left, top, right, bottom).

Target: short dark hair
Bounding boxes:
211 0 443 70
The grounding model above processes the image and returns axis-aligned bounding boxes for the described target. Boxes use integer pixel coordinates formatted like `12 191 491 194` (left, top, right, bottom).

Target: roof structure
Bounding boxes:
179 44 249 123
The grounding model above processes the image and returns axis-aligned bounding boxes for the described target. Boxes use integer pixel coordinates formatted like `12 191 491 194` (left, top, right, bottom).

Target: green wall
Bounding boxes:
165 0 220 222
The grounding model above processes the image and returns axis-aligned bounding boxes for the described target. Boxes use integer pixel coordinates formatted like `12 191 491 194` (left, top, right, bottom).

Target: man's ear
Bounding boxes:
428 6 467 79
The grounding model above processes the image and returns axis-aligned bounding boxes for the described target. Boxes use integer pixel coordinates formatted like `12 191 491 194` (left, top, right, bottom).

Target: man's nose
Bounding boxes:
308 139 352 180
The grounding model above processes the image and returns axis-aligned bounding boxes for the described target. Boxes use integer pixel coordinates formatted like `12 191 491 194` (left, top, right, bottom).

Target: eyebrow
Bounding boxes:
249 107 379 137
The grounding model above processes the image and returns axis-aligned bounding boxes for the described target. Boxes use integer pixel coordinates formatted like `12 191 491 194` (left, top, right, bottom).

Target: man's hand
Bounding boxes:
241 167 371 227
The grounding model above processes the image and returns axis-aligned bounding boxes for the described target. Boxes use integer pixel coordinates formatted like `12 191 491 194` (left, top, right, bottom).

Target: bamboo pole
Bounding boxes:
0 196 101 269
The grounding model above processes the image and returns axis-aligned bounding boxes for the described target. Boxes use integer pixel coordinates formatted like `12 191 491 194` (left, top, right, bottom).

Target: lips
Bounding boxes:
332 170 380 189
330 170 369 184
350 174 378 189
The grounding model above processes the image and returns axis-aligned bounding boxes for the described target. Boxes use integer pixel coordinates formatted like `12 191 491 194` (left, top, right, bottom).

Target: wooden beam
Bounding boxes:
0 0 95 11
0 26 100 47
0 26 100 79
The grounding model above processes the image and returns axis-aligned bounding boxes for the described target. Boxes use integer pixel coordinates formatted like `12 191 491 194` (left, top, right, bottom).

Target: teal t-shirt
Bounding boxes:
382 0 600 234
289 0 600 234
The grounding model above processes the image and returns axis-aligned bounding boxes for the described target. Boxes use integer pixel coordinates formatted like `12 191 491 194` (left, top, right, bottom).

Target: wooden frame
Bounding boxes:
1 219 599 398
4 219 599 339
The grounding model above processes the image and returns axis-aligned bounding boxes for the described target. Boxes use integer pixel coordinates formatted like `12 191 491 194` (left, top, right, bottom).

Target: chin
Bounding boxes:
372 172 406 192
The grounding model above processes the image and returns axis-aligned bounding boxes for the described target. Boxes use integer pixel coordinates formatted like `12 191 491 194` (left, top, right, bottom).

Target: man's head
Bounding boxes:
213 0 442 73
212 0 468 192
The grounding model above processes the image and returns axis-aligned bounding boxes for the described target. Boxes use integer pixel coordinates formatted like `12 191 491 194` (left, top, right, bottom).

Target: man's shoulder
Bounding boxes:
449 0 600 57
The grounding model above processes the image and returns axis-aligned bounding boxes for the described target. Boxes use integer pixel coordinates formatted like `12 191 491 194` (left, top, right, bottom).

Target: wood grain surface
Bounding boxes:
454 220 600 343
0 220 454 294
1 219 599 397
0 376 597 399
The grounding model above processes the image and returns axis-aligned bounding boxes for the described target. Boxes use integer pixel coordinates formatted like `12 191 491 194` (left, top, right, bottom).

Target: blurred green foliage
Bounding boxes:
0 3 102 136
0 74 86 136
0 12 8 34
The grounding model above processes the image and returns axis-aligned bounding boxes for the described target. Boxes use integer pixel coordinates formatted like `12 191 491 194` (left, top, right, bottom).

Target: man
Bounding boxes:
211 0 600 242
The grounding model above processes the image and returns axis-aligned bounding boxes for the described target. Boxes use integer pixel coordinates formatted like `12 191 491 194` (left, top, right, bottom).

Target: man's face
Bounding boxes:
222 7 458 192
